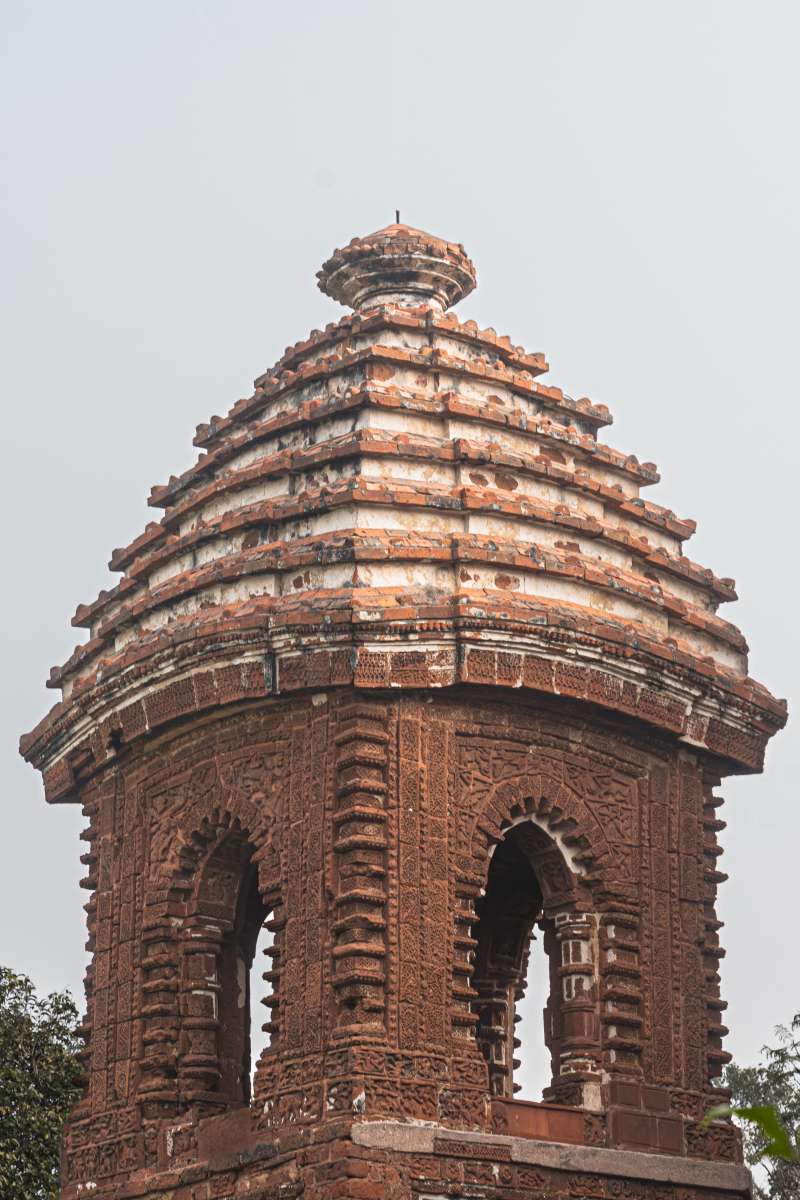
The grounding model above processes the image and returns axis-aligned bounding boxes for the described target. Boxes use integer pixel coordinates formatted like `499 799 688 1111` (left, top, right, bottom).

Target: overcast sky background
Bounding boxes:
2 1 798 1096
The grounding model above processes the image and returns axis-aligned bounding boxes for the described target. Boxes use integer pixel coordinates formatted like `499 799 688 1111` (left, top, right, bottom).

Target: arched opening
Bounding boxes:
221 859 270 1103
189 831 271 1106
473 824 545 1098
471 819 577 1101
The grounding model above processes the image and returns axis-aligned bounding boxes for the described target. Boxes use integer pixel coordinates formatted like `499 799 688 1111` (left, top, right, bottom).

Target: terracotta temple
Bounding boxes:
21 222 786 1200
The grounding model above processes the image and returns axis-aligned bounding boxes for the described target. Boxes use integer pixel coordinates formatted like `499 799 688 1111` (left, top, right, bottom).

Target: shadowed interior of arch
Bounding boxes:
194 833 271 1105
230 860 271 1103
471 820 566 1101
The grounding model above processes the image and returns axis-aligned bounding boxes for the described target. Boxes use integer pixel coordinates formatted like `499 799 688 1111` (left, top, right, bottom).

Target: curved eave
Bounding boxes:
20 599 786 800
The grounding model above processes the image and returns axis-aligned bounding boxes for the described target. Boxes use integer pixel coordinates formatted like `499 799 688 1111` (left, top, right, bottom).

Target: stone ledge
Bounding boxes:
351 1120 751 1192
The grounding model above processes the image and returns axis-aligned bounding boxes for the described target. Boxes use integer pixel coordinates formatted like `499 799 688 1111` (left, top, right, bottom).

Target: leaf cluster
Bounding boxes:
0 966 82 1200
722 1014 800 1200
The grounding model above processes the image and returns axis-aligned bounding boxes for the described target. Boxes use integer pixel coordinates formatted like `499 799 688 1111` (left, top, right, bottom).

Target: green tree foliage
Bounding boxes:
719 1014 800 1200
0 966 82 1199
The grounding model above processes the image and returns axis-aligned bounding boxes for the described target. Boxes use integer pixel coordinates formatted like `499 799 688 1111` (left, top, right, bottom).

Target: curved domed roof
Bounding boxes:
21 222 785 797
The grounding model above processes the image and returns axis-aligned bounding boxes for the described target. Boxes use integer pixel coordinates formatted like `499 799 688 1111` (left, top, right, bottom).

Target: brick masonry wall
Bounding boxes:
59 687 742 1199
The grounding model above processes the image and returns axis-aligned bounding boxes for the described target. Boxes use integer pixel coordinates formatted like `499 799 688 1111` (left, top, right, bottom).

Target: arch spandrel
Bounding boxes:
454 724 646 897
145 759 283 889
468 773 612 885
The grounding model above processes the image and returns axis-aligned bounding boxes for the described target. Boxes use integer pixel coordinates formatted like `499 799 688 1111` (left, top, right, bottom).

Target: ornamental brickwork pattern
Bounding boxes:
21 222 784 1199
58 691 739 1197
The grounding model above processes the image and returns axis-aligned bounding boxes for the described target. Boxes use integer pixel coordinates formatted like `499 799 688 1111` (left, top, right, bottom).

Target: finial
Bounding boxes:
317 222 476 313
396 209 400 224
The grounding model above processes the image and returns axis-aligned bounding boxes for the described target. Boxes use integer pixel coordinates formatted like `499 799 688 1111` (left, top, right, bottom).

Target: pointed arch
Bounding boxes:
139 775 283 1113
455 771 604 1106
180 826 271 1104
476 773 610 878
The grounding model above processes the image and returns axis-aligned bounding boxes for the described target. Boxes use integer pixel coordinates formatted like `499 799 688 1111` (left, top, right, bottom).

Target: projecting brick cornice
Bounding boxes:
20 617 783 803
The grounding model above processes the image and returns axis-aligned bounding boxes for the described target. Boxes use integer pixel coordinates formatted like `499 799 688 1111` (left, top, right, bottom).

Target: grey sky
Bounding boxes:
2 1 798 1096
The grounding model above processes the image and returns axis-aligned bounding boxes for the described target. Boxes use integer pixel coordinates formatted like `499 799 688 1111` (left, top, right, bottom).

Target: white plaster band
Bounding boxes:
350 1121 751 1193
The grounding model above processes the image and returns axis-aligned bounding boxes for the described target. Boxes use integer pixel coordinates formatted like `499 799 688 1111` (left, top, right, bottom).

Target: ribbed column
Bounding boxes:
550 910 601 1081
451 876 482 1047
135 871 193 1113
176 916 228 1104
330 701 389 1039
599 905 644 1078
136 915 183 1111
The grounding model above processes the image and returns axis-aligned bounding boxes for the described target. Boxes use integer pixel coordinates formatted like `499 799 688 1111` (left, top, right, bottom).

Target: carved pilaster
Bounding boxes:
136 911 183 1112
452 875 482 1047
599 906 643 1079
330 700 389 1039
177 917 227 1104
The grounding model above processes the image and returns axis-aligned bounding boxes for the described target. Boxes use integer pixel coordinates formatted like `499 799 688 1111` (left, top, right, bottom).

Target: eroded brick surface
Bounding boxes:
20 223 783 1199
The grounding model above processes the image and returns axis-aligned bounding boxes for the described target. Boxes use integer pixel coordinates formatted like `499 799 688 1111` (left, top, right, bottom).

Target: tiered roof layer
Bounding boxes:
21 224 785 798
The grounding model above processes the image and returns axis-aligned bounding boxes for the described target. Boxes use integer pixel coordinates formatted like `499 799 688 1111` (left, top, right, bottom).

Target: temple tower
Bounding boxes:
21 223 785 1200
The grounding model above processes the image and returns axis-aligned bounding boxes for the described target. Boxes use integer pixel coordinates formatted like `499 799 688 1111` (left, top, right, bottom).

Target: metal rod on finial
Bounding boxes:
395 209 400 224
